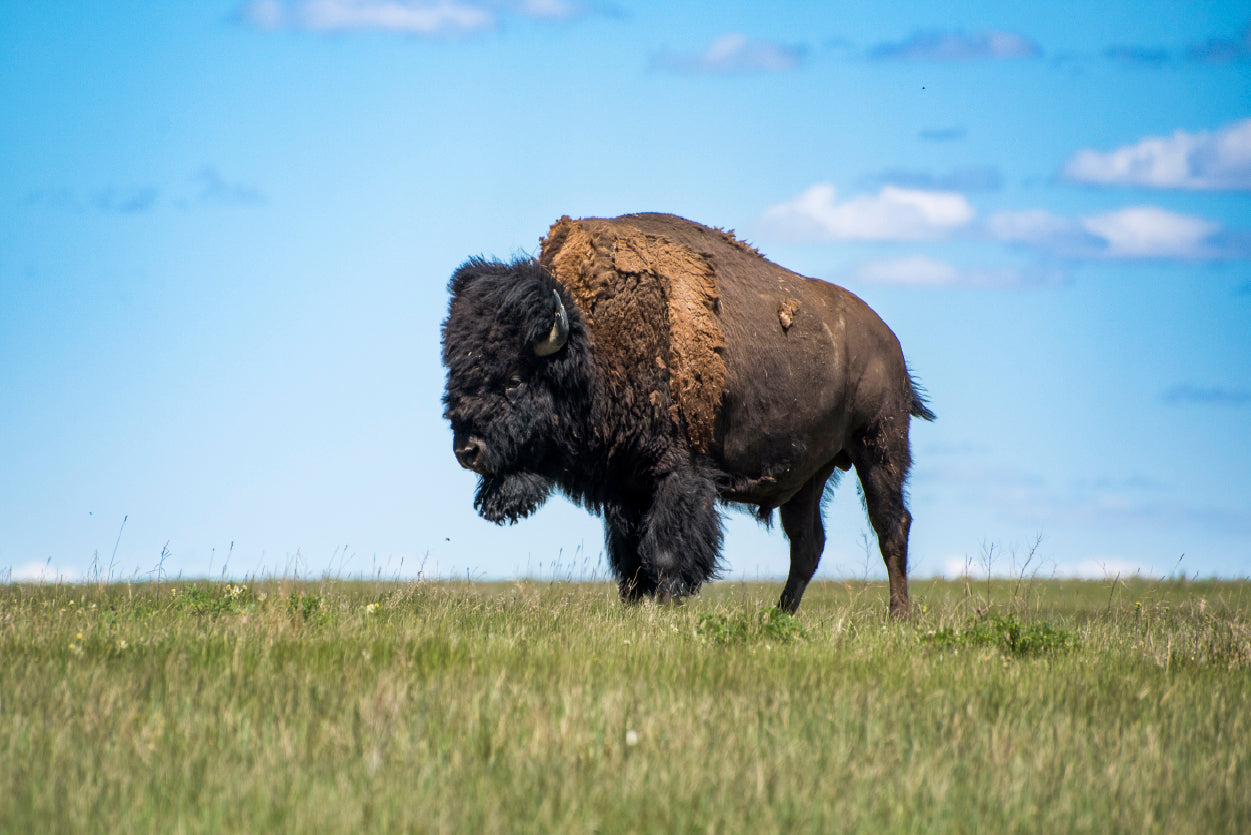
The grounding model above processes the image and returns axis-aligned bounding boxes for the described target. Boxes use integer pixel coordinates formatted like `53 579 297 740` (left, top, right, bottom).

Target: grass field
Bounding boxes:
2 575 1248 833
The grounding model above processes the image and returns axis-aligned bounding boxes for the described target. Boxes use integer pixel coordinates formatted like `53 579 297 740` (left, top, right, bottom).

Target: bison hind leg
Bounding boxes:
850 422 916 619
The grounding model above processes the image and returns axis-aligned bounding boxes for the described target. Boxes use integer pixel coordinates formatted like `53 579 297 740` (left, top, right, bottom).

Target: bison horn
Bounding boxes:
533 289 569 357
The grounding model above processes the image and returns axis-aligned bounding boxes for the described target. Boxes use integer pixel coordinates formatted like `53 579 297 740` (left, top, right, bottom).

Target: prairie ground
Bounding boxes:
1 576 1247 833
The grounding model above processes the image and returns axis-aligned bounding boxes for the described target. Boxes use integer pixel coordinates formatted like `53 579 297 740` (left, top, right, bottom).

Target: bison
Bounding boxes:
441 213 934 616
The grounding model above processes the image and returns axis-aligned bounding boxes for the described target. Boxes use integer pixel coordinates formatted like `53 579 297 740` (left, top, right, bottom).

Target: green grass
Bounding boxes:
1 577 1248 833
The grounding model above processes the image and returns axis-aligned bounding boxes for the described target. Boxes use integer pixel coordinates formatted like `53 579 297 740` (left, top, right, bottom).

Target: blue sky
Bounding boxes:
2 1 1249 585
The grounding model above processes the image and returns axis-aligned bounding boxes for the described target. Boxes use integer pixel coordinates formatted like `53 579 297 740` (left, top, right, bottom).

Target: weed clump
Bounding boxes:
167 583 262 616
924 612 1078 657
287 591 326 622
697 607 806 645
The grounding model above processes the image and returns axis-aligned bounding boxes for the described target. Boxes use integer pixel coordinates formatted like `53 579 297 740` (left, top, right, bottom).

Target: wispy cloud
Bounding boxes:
1050 559 1160 580
1185 23 1251 64
925 457 1251 538
651 33 805 74
1061 118 1251 191
938 555 1158 580
842 256 1064 289
23 189 79 211
237 0 606 34
872 165 1003 193
1097 24 1250 66
1162 384 1251 406
24 169 265 215
95 187 160 214
239 0 287 28
985 208 1082 247
918 127 965 143
1103 44 1170 67
237 0 488 35
760 184 974 242
301 0 490 34
512 0 596 21
195 167 265 206
843 256 961 287
870 30 1041 62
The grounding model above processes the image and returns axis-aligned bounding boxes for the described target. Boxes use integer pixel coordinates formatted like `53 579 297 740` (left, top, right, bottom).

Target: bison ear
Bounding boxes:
532 289 569 357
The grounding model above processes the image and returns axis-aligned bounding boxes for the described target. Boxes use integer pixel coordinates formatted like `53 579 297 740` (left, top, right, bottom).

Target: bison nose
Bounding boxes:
454 436 488 473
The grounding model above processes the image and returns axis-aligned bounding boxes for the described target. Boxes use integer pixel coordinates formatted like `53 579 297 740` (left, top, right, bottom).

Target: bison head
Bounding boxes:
441 258 587 524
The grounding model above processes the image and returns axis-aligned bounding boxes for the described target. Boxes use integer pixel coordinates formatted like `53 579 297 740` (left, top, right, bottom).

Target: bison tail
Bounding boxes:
908 373 937 422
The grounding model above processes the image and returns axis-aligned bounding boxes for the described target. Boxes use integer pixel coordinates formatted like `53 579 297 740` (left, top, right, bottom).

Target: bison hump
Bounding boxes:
540 214 726 453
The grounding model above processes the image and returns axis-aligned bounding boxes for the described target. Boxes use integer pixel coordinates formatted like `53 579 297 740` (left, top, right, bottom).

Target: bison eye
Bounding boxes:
504 374 524 401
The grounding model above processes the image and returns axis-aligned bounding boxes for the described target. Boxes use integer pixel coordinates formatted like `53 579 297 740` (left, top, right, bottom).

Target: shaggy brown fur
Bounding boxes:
540 215 726 453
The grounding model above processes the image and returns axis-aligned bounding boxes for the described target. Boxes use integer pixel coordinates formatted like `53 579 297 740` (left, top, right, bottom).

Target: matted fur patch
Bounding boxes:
540 215 726 452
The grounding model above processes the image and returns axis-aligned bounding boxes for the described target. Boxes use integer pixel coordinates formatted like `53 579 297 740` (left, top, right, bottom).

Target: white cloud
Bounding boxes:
1081 206 1222 258
514 0 588 19
238 0 601 34
653 33 805 73
759 184 1244 263
1061 118 1251 190
989 205 1232 260
942 556 976 578
10 561 81 584
1051 559 1158 580
938 556 1158 580
761 183 974 242
300 0 492 33
871 30 1041 61
238 0 496 35
936 553 1044 579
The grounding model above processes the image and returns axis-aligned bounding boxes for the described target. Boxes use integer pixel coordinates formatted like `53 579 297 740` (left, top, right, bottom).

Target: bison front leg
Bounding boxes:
638 468 722 602
603 502 653 602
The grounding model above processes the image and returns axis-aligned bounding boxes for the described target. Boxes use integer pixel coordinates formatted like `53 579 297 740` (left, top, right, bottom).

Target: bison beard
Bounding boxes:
473 472 553 525
442 213 934 616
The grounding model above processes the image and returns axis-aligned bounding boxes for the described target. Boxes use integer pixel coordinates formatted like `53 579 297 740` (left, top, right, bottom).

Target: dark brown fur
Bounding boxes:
443 213 934 615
